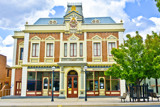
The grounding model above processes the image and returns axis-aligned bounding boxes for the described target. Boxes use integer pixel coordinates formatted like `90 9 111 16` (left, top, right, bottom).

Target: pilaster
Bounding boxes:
11 38 17 95
120 79 126 96
21 33 29 96
118 32 123 45
59 66 65 98
84 32 87 62
10 69 15 95
21 67 28 96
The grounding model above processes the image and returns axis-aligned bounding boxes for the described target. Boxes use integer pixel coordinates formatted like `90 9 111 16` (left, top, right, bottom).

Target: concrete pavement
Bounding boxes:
0 97 160 107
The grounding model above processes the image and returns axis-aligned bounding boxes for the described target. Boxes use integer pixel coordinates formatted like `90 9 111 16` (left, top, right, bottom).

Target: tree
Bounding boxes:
155 0 160 12
105 31 146 85
144 32 160 92
105 31 160 86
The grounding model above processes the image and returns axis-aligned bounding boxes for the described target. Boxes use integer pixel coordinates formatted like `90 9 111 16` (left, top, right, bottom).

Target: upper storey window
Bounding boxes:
46 43 54 57
92 19 100 24
20 48 23 60
48 20 57 24
64 43 67 57
94 43 101 56
32 43 39 57
108 42 115 56
70 43 77 57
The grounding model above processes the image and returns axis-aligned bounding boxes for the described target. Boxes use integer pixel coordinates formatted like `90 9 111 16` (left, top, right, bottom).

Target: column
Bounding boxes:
11 38 17 95
21 67 28 96
79 66 85 98
84 32 87 62
59 66 65 98
120 80 126 96
21 33 29 96
118 32 123 45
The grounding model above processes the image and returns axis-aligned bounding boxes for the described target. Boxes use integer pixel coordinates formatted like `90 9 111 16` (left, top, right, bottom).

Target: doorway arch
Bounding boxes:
67 70 78 98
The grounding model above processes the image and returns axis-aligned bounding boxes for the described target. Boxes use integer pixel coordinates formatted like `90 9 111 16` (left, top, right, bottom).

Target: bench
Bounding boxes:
120 93 127 102
150 93 159 101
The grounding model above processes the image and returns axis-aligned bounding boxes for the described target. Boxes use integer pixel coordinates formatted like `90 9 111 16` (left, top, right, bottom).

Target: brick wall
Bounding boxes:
0 55 6 87
87 32 119 62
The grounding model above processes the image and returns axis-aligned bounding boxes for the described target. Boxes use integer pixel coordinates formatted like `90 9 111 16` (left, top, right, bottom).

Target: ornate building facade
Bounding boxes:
11 3 125 98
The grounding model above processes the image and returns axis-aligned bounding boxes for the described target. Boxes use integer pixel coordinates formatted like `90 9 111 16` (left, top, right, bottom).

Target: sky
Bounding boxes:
0 0 160 66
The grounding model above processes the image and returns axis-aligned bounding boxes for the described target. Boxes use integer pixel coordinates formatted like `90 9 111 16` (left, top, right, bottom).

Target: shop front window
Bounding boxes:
49 72 60 91
36 72 42 91
87 72 94 91
27 72 36 91
111 80 120 91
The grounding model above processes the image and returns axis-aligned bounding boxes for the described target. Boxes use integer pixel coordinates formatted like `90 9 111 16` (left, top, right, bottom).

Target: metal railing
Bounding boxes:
0 89 10 97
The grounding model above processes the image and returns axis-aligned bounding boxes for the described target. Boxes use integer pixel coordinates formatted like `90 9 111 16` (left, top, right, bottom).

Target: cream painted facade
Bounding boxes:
11 3 126 98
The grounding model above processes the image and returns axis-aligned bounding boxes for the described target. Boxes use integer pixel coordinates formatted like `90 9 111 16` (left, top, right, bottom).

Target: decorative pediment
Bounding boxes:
45 36 55 40
92 35 102 40
107 35 117 40
19 41 24 45
31 36 41 40
68 33 79 41
64 12 82 19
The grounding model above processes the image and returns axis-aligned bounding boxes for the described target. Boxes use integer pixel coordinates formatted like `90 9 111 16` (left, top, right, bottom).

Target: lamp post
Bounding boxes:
84 66 88 101
51 66 55 102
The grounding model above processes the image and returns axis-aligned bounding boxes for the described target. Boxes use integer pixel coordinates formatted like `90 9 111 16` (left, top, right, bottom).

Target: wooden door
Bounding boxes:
42 77 49 96
67 76 78 97
15 81 21 95
99 77 105 96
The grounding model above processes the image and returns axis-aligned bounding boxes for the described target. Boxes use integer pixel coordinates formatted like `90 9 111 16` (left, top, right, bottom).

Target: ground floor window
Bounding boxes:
86 71 120 92
27 71 59 92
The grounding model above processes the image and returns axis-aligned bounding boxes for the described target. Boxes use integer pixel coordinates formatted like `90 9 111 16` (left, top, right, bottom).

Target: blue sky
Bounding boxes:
0 0 160 66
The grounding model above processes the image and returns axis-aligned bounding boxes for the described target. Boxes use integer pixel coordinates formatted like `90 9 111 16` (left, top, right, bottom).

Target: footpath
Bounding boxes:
0 97 160 107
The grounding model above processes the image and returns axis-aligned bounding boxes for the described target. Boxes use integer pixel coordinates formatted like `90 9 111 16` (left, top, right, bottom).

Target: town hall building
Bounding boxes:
11 3 125 98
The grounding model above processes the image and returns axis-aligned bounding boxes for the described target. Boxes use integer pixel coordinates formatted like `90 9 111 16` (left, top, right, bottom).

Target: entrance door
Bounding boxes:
42 77 49 96
99 77 105 96
15 81 21 95
67 70 78 98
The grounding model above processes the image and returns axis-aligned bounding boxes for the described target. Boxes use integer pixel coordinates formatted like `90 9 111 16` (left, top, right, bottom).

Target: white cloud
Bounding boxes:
0 35 13 66
149 17 160 26
0 0 55 30
2 35 14 46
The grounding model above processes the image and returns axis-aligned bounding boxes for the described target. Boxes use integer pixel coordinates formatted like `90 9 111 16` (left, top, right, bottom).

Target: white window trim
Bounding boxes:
45 41 55 58
18 42 24 65
92 41 102 62
107 40 117 62
30 41 40 63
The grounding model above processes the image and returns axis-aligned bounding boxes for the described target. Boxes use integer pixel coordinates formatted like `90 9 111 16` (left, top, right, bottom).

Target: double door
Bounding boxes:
67 76 78 97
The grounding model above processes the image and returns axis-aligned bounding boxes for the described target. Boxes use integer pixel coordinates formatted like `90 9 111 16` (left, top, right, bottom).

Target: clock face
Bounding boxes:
70 19 77 28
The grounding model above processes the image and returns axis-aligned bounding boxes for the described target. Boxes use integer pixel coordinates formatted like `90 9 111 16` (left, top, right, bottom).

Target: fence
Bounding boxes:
0 89 10 97
129 84 149 102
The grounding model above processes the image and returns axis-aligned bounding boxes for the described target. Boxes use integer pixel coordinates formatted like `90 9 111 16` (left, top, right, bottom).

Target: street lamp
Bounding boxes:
51 66 56 102
84 66 88 101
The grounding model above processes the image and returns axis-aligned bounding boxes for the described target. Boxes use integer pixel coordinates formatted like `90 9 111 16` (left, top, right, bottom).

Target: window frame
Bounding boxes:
46 43 54 57
80 43 83 57
93 42 101 56
70 43 77 57
64 43 67 57
108 42 116 56
32 43 39 57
